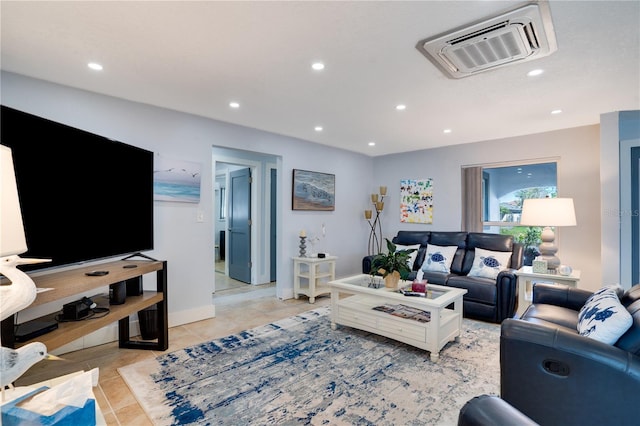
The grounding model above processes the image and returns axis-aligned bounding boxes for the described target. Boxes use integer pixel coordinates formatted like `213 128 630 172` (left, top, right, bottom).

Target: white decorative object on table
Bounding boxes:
558 264 573 276
532 258 548 274
0 146 51 329
0 145 53 401
1 343 49 390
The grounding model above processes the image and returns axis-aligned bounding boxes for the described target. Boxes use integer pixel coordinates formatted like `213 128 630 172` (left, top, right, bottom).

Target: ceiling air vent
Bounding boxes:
416 2 557 78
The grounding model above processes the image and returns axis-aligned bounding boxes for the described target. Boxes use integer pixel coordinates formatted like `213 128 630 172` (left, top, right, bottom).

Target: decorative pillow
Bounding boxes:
467 248 512 280
578 287 633 344
395 244 421 269
420 244 458 274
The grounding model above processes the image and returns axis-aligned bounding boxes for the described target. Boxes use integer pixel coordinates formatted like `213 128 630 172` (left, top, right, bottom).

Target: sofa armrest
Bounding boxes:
495 269 518 322
362 255 376 274
500 318 640 425
532 282 592 311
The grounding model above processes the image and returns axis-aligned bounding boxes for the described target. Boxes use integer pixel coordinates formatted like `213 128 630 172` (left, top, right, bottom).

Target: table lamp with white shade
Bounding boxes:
519 197 576 272
1 145 51 322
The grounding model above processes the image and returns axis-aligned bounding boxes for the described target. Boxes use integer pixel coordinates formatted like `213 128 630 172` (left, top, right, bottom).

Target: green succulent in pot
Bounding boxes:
370 238 416 280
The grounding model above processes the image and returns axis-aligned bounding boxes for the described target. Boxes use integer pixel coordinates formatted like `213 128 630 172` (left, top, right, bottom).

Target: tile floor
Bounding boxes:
16 276 330 425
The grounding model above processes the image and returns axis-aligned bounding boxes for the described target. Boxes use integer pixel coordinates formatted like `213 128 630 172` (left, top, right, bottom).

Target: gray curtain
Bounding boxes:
461 166 483 232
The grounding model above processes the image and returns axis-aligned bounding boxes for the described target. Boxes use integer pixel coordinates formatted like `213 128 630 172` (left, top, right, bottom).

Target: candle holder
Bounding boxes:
364 186 387 256
299 236 307 257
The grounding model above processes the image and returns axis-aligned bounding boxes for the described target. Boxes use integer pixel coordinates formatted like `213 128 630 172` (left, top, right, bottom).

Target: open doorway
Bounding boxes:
212 147 279 300
621 139 640 288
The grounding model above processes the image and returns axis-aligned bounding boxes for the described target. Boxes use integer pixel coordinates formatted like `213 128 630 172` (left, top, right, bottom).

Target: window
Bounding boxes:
481 161 557 245
219 187 226 220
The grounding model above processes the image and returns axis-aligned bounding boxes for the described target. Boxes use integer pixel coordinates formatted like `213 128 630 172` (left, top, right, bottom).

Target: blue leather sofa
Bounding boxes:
362 231 523 323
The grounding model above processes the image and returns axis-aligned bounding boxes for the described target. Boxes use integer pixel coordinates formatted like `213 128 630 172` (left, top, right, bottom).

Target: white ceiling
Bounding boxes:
1 1 638 157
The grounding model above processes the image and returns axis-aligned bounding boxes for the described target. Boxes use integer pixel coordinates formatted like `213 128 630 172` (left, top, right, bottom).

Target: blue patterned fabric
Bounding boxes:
119 307 500 425
578 285 632 344
421 244 458 273
467 248 512 280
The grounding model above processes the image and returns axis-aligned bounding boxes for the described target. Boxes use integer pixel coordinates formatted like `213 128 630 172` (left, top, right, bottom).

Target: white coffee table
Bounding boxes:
328 274 467 361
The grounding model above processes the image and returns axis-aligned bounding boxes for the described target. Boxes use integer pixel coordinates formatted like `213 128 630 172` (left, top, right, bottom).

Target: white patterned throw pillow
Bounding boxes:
394 244 421 269
421 244 458 274
467 248 512 280
578 286 632 345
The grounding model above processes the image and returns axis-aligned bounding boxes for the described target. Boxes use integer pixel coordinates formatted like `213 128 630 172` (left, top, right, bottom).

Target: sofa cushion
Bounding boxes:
421 271 449 285
521 303 580 331
578 287 633 345
428 232 467 275
446 275 496 305
468 248 512 280
462 233 514 274
392 231 430 270
394 243 421 270
420 244 458 274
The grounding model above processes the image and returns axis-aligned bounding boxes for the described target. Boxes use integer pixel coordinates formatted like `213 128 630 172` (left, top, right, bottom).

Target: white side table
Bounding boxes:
292 256 337 303
515 266 581 316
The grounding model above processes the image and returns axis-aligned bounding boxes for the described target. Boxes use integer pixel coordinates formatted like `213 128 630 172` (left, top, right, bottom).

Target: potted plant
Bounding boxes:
517 227 542 266
370 238 416 288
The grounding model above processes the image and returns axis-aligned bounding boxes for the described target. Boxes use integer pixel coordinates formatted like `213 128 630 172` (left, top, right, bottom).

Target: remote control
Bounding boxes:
85 270 109 276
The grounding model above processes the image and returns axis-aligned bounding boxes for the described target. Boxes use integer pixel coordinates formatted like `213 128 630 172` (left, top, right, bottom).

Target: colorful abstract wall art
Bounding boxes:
400 178 433 223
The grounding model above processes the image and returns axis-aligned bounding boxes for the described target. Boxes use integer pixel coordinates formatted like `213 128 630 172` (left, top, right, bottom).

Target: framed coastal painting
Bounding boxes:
400 178 433 223
153 155 202 203
292 169 335 211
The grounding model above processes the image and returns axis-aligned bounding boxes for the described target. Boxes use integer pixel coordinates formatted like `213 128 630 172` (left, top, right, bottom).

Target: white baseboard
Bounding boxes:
168 303 216 328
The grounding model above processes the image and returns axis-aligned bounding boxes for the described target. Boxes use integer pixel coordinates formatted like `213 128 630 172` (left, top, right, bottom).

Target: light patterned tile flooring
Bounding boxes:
16 277 330 425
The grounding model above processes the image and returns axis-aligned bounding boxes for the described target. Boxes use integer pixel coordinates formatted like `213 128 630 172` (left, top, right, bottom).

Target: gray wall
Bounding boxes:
372 125 603 291
601 111 640 288
1 71 373 331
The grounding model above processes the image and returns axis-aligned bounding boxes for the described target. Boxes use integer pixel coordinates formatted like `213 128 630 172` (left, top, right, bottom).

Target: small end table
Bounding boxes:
515 266 581 316
292 256 337 303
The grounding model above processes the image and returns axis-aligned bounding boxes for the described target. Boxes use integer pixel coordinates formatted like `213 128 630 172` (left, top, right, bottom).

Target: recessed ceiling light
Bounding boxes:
527 69 544 77
314 126 323 132
311 62 325 71
396 104 406 111
443 129 452 134
551 109 562 114
368 141 376 147
229 102 240 109
87 62 103 71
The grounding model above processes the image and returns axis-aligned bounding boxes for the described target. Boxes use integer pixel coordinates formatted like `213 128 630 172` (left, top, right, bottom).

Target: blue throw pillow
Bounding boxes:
578 286 632 345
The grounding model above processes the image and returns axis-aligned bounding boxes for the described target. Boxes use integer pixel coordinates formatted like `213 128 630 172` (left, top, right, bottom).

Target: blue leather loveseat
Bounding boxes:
363 231 523 323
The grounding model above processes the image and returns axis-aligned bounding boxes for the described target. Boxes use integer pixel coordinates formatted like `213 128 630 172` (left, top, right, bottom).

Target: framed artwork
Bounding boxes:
400 178 433 223
292 169 335 211
153 154 202 203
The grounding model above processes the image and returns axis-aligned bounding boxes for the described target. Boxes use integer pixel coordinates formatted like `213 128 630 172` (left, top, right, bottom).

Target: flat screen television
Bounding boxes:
1 105 154 272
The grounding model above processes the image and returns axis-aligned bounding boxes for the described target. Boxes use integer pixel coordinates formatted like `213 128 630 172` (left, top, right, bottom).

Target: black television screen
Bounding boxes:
1 105 154 271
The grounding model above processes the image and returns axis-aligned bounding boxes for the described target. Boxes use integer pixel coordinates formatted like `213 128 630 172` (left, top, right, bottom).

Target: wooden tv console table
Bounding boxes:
0 259 168 352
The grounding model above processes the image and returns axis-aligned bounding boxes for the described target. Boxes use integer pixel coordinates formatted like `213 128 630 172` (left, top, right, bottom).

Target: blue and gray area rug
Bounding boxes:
119 307 500 425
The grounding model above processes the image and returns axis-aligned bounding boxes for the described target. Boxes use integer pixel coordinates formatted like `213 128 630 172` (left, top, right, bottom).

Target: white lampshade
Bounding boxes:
1 145 27 257
520 198 577 227
520 197 576 271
